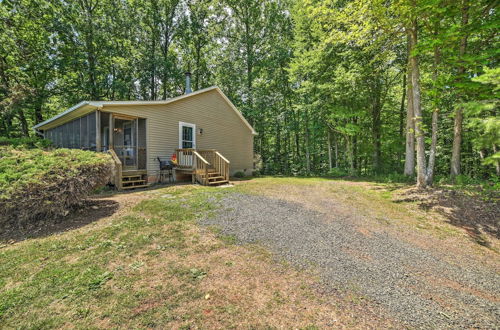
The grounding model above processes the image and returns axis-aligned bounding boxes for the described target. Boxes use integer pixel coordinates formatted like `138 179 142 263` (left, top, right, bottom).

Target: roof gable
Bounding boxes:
33 86 256 135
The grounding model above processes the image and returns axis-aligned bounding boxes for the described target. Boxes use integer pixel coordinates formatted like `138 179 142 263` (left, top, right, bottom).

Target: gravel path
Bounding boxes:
200 193 500 329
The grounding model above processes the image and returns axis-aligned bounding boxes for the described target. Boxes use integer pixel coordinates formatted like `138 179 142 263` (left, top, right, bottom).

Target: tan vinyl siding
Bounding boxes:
101 89 254 176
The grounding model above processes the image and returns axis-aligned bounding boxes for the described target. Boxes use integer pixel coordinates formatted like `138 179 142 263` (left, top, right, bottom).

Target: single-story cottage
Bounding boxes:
33 75 256 189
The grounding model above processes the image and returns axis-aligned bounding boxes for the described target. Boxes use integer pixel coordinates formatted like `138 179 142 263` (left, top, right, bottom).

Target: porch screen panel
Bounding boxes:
88 112 96 151
45 129 52 145
61 122 68 148
68 121 74 148
42 111 97 150
81 114 88 149
54 126 59 147
49 127 54 146
50 127 56 147
74 118 81 148
66 121 72 148
57 126 62 147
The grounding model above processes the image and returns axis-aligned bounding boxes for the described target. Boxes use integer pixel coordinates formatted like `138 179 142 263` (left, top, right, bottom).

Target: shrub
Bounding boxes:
252 170 260 177
369 173 414 184
327 168 348 178
0 136 51 149
233 171 245 178
0 147 113 230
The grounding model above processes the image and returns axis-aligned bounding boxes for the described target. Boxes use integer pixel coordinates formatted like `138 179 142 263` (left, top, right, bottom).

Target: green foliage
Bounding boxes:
0 147 112 228
0 136 51 149
233 171 245 178
464 67 500 171
326 168 348 178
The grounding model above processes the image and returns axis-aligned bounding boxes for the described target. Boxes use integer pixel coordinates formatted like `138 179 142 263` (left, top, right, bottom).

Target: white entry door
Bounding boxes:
179 122 196 149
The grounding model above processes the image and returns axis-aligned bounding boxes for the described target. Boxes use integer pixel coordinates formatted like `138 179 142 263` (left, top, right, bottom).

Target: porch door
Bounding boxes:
114 117 137 170
178 122 196 168
179 122 196 149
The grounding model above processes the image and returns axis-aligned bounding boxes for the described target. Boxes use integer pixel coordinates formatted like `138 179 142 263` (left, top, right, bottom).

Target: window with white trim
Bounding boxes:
179 122 196 149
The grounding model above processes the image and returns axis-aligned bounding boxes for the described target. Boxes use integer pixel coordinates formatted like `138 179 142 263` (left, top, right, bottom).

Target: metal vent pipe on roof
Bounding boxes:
185 72 192 94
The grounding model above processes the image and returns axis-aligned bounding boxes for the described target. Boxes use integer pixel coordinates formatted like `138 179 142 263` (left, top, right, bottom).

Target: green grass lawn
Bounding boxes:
0 186 221 328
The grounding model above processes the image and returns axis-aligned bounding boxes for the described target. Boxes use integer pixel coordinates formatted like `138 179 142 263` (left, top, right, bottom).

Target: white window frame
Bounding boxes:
178 121 196 149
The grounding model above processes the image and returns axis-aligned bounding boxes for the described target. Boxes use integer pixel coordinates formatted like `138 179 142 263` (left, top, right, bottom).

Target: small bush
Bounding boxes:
252 170 260 177
369 173 414 184
454 174 478 186
327 168 348 178
0 147 112 230
233 171 245 178
0 136 51 149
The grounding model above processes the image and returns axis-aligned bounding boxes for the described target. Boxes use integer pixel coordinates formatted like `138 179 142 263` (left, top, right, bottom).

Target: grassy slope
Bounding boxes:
0 183 396 329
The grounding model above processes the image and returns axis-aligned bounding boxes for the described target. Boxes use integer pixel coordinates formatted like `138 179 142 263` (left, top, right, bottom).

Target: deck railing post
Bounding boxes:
205 165 208 185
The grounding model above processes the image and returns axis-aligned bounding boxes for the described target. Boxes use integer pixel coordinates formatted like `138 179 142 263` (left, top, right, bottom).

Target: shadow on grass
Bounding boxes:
0 199 120 244
393 188 499 247
253 174 498 247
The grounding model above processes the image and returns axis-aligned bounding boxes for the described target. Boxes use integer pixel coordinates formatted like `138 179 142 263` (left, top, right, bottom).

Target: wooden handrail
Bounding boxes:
193 151 210 165
213 151 230 182
107 149 122 190
192 151 210 185
215 151 230 164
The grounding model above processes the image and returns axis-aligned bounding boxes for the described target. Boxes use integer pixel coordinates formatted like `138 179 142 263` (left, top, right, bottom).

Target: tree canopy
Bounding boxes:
1 0 498 186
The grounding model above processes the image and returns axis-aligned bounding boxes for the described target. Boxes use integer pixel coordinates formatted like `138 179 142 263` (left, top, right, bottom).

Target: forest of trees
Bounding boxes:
1 0 498 187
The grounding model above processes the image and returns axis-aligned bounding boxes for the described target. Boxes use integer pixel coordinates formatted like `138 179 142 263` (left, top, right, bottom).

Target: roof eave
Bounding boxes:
32 101 95 130
32 86 258 136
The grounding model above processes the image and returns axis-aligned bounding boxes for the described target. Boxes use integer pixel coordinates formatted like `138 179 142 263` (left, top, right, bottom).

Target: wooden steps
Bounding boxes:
121 173 149 190
175 149 231 186
203 171 229 185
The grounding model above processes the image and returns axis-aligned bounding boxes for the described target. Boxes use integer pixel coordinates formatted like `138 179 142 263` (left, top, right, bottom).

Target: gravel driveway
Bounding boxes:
200 192 500 329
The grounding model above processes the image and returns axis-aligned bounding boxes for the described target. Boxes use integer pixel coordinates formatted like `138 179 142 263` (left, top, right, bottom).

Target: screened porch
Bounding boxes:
43 110 147 171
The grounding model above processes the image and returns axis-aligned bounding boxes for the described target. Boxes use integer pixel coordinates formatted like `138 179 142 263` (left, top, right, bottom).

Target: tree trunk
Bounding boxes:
450 1 470 178
404 34 415 177
327 128 333 171
151 36 156 100
294 111 300 161
34 100 44 124
493 144 500 175
399 73 406 164
79 0 99 100
425 41 441 186
334 135 339 168
275 118 282 173
372 80 382 174
17 109 29 137
426 107 439 186
347 135 355 175
304 109 311 175
409 20 427 188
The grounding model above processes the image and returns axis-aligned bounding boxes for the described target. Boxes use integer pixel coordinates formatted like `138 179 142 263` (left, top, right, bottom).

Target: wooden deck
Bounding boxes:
107 149 230 190
175 149 230 186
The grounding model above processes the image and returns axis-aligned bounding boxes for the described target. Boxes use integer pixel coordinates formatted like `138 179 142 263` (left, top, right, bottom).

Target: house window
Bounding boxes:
179 122 196 149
